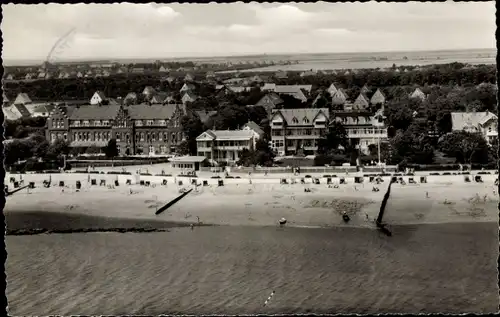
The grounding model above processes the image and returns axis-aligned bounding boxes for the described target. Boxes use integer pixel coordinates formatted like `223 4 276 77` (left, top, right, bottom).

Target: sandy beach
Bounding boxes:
5 171 498 231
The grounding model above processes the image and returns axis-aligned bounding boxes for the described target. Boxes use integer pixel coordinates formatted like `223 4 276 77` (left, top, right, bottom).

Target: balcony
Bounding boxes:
285 134 321 139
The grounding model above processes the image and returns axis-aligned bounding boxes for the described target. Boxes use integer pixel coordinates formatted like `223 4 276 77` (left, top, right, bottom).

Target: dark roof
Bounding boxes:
127 104 186 120
195 110 217 123
14 104 31 118
69 105 121 120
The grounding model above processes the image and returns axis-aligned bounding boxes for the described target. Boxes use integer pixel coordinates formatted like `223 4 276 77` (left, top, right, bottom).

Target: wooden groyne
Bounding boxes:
155 188 193 215
376 177 394 236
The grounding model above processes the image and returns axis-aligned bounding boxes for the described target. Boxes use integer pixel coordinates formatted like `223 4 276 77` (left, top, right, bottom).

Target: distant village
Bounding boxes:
3 60 497 168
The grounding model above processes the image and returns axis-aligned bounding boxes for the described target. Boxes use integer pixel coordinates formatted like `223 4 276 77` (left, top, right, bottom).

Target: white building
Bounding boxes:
90 91 106 105
196 129 261 164
451 111 498 144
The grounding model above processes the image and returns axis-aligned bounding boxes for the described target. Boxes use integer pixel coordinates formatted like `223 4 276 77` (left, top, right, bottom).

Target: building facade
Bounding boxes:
451 111 498 144
46 103 187 156
196 129 260 164
270 108 330 156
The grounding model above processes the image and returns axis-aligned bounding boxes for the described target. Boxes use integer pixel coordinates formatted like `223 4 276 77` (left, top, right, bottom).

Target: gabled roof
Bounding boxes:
199 129 256 141
14 93 32 105
127 104 186 120
353 93 370 109
3 106 23 120
451 112 498 131
69 105 121 120
360 84 370 94
370 88 386 104
92 91 106 101
14 104 32 118
150 92 169 103
327 83 338 94
272 108 329 126
243 121 264 135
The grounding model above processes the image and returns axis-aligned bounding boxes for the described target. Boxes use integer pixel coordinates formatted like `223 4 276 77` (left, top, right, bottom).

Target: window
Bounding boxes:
116 133 121 141
94 120 101 126
147 120 154 126
151 133 156 142
292 117 298 124
159 120 166 126
136 120 143 126
83 120 90 127
74 120 81 127
171 133 176 142
302 117 309 124
102 120 109 126
164 132 168 142
51 133 56 141
140 133 145 141
159 133 163 141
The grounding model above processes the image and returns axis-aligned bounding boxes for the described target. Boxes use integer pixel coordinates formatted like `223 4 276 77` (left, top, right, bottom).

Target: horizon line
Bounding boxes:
3 47 495 65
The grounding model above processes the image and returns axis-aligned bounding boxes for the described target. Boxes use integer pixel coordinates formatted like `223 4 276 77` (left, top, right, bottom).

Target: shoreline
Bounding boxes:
5 176 497 233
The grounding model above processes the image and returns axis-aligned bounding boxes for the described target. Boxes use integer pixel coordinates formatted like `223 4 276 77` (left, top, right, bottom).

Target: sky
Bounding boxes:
1 1 496 62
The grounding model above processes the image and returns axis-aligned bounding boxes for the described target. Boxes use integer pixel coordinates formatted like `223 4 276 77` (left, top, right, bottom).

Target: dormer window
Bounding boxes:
94 120 101 126
292 117 298 124
136 120 143 126
102 120 109 126
146 120 154 126
302 117 309 124
83 120 90 127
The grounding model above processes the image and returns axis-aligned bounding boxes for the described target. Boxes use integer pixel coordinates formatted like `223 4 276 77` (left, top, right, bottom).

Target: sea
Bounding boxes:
5 218 499 315
5 48 496 71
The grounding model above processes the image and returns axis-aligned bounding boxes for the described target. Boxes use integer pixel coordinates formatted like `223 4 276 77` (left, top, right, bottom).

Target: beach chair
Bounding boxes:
408 177 416 184
495 179 499 186
145 181 151 187
369 176 375 183
75 181 81 190
114 180 119 187
13 181 19 188
291 178 297 184
140 180 145 186
314 178 320 185
58 181 64 187
10 177 15 183
340 177 346 185
178 180 183 186
126 179 132 185
474 175 483 183
420 176 427 183
100 179 106 186
91 179 97 186
162 179 168 186
327 177 332 184
300 178 305 184
355 176 363 184
191 179 197 185
218 180 224 187
464 176 471 183
29 182 35 189
203 180 208 186
43 180 51 188
280 178 288 185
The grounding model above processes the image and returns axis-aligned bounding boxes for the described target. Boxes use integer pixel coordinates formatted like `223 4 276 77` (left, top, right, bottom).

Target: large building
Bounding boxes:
451 111 498 144
46 103 187 156
330 108 388 154
270 108 330 156
196 127 262 164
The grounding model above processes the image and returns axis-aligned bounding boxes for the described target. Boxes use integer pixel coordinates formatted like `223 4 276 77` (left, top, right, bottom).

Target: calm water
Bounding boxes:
6 223 499 315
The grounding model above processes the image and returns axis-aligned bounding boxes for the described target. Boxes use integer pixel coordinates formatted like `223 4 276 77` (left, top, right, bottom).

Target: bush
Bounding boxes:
305 175 312 178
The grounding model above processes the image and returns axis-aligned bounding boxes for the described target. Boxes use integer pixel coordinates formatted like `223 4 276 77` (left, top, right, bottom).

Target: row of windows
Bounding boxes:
52 119 65 128
73 131 111 142
71 120 111 127
135 132 183 143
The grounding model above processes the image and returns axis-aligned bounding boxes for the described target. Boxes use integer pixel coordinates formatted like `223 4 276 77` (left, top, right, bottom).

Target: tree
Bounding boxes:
317 121 348 155
389 123 435 165
180 114 204 155
236 138 275 167
104 138 119 159
437 131 489 165
176 140 190 156
46 138 70 160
